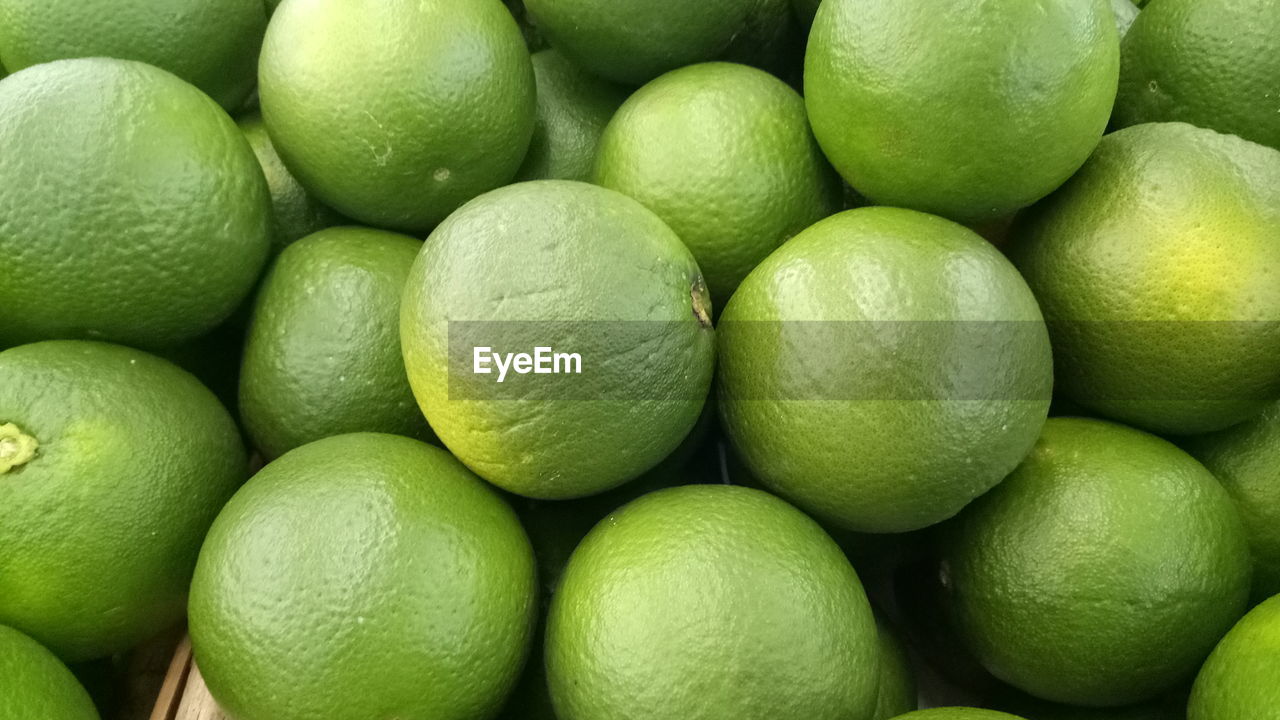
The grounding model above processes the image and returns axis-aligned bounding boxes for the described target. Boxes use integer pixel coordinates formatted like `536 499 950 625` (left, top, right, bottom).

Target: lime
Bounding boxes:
1114 0 1280 151
1184 399 1280 603
259 0 535 233
805 0 1118 222
0 58 270 350
0 625 99 720
516 49 628 182
0 341 246 661
523 0 795 85
942 417 1252 706
0 0 265 110
1188 594 1280 720
400 180 715 499
873 618 918 719
239 227 430 460
546 485 880 720
189 433 536 720
1007 122 1280 435
594 61 841 306
237 112 345 252
718 206 1052 533
991 687 1187 720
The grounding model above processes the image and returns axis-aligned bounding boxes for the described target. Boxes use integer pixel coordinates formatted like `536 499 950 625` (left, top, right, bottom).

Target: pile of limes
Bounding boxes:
1 0 1278 719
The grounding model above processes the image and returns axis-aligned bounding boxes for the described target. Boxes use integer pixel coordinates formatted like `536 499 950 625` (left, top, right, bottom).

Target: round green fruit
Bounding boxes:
240 227 430 460
0 58 270 349
516 49 628 182
238 112 345 252
805 0 1119 222
0 625 99 720
190 433 537 720
0 341 246 661
1184 398 1280 603
1188 595 1280 720
0 0 265 110
942 417 1252 706
1114 0 1280 151
546 485 881 720
400 180 715 499
594 61 841 306
523 0 795 85
718 206 1052 533
259 0 534 233
873 619 917 719
1007 122 1280 435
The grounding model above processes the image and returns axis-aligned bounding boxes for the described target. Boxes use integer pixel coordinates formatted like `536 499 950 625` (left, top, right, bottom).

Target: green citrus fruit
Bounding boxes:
515 49 628 182
0 625 99 720
1184 398 1280 603
239 227 430 460
873 619 917 719
400 180 715 500
494 407 717 720
546 485 880 720
523 0 795 85
1188 594 1280 720
718 206 1052 533
991 687 1187 720
0 340 246 661
942 417 1252 706
189 432 537 720
805 0 1119 223
259 0 535 233
0 58 271 350
594 61 841 305
890 707 1029 712
238 112 345 252
0 0 265 111
1114 0 1280 151
1007 122 1280 435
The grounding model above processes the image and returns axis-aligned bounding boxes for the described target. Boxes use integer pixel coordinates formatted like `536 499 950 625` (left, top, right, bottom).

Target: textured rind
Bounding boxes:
400 180 715 499
0 341 247 661
515 49 629 183
943 418 1253 707
0 58 272 349
239 227 430 459
1184 399 1280 603
594 61 841 306
1007 122 1280 435
1114 0 1280 151
523 0 796 85
1188 596 1280 720
259 0 536 232
238 113 346 252
0 625 99 720
717 206 1053 533
804 0 1119 222
546 485 880 720
189 433 537 720
0 0 265 110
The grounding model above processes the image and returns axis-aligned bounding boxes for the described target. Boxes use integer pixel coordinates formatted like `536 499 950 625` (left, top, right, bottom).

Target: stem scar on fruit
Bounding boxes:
0 423 39 473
